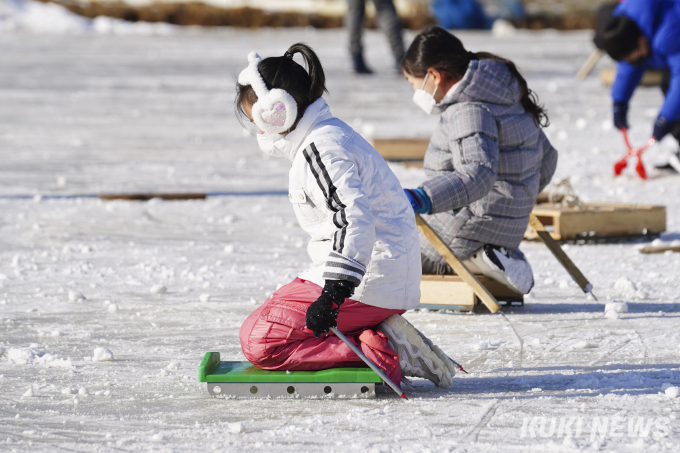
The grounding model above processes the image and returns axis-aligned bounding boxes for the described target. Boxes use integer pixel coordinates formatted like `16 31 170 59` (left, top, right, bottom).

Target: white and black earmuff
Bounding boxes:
238 51 298 135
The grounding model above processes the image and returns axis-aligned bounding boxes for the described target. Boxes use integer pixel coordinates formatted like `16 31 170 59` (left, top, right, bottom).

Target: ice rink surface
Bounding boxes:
1 25 679 452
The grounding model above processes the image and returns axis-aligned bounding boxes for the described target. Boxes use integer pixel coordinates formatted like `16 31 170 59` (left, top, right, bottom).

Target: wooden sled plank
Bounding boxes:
416 214 501 313
600 67 664 87
371 138 428 162
420 275 522 312
528 213 595 297
576 49 603 80
638 245 680 254
527 202 666 241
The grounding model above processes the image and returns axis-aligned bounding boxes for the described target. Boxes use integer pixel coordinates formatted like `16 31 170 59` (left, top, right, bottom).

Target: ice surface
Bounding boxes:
1 26 680 452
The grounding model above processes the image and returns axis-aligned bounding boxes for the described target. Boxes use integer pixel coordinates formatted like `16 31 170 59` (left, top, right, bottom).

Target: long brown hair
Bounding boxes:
401 26 549 127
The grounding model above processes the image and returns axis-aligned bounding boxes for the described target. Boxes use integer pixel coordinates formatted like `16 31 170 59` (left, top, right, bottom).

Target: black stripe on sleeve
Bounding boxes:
305 142 350 255
302 147 329 201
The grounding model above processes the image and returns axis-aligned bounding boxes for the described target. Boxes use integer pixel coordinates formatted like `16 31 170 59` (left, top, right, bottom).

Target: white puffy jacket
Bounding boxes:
265 98 421 310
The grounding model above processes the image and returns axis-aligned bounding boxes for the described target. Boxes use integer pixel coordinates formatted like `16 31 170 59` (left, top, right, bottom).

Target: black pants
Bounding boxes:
661 70 680 142
346 0 404 61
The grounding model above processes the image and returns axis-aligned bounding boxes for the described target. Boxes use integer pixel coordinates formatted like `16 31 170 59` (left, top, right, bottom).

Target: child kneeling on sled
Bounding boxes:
401 27 558 294
236 43 457 388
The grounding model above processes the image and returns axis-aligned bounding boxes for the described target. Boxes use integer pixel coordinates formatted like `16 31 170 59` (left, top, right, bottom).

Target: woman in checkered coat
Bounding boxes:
401 27 558 294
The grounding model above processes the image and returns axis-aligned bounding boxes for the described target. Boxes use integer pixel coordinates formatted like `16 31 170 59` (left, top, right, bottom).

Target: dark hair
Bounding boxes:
601 16 642 61
235 43 327 131
401 26 549 128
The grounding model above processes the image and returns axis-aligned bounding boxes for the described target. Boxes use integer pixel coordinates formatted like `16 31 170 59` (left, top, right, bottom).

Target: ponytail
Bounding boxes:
235 43 327 130
401 26 549 128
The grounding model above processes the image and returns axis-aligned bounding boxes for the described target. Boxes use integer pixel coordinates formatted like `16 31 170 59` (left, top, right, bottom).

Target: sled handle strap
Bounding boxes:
528 213 597 300
416 214 501 313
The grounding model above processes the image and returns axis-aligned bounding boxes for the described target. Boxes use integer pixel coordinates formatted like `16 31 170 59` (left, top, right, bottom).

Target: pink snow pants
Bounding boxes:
239 278 405 385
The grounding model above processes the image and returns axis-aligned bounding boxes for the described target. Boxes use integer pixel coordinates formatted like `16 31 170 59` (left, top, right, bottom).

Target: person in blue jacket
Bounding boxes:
601 0 680 167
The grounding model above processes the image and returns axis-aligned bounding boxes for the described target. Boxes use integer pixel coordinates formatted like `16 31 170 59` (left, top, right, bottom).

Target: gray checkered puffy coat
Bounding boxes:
420 59 558 262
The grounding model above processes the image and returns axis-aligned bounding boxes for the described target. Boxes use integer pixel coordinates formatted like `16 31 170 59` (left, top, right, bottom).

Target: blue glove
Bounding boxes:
404 188 432 214
653 116 672 141
613 102 629 130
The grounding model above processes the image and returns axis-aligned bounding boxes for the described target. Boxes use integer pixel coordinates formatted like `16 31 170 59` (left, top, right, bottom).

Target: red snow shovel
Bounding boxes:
613 128 656 179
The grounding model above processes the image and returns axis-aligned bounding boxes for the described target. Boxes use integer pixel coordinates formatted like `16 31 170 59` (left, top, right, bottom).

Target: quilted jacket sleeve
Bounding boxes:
538 131 558 193
301 142 375 286
421 105 500 214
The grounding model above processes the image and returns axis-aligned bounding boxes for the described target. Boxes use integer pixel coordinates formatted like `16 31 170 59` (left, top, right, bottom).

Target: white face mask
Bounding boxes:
256 132 286 158
412 73 442 115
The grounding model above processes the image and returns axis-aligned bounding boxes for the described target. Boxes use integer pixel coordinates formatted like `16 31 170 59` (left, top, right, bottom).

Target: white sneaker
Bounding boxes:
378 315 453 389
412 326 459 378
467 245 534 294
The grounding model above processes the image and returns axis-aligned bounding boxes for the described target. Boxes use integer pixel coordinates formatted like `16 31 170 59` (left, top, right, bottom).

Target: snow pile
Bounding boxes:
68 290 85 302
605 301 628 313
6 348 72 368
227 422 246 434
665 386 679 399
491 19 516 37
150 284 167 295
604 301 628 320
474 340 501 350
604 309 621 320
0 0 175 35
614 277 648 300
91 16 175 36
152 433 168 442
614 277 637 296
92 347 114 362
0 0 89 33
572 340 597 349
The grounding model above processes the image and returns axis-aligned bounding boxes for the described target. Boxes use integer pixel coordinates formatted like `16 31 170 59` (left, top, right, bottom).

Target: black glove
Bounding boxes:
306 280 356 337
653 116 672 141
613 102 629 130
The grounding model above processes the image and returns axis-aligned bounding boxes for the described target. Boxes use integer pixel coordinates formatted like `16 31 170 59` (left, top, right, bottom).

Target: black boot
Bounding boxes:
352 53 373 75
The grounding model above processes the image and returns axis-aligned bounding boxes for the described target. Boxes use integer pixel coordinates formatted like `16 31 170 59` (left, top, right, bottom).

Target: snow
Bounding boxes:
92 347 114 362
150 284 167 294
22 388 35 397
605 302 629 314
0 0 176 35
67 290 85 302
1 23 680 452
228 421 246 434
